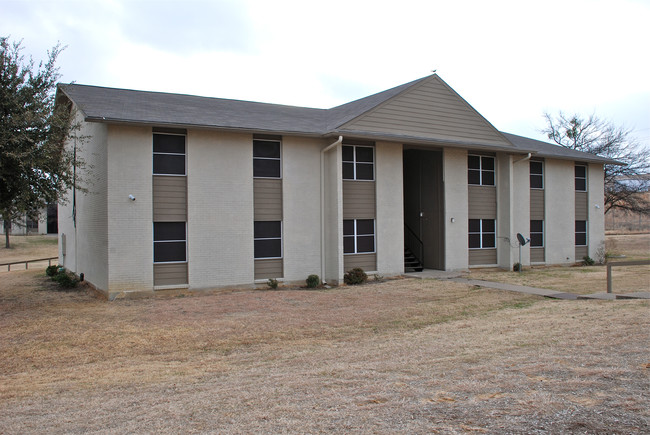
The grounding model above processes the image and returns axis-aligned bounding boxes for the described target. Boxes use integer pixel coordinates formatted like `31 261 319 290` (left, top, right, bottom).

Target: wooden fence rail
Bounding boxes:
0 257 58 272
607 260 650 293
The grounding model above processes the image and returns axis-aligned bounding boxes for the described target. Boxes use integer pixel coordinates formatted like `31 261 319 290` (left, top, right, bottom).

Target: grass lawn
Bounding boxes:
0 234 58 266
468 234 650 295
0 234 648 433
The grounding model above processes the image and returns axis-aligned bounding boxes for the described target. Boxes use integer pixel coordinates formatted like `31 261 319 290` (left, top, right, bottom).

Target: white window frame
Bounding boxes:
468 219 496 249
575 220 588 247
342 145 375 181
153 132 187 176
530 220 544 248
468 154 496 186
575 164 587 192
343 219 376 255
153 222 188 264
254 221 283 259
530 160 544 190
253 139 282 179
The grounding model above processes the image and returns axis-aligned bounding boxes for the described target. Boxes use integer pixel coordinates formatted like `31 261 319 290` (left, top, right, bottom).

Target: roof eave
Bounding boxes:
327 129 536 153
83 116 328 138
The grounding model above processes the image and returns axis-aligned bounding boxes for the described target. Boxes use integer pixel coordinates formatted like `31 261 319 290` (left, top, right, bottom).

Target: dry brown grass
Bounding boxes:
0 234 58 267
468 234 650 295
1 267 648 433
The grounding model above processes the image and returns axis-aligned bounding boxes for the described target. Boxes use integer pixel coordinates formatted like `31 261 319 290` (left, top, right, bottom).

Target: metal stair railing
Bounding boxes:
1 257 58 272
404 224 424 266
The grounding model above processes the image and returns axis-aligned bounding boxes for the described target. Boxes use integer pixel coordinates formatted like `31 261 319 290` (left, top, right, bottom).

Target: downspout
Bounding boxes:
320 136 343 284
513 153 532 163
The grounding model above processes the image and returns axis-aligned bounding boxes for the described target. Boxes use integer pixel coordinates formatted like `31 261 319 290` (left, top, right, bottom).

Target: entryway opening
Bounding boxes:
403 148 445 271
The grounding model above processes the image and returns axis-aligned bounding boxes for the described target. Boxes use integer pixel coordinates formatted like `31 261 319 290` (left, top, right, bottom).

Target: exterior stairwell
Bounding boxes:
404 247 424 272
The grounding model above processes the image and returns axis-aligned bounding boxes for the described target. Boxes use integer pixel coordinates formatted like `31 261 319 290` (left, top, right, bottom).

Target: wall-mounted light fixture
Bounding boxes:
450 217 456 223
594 204 600 209
128 194 136 201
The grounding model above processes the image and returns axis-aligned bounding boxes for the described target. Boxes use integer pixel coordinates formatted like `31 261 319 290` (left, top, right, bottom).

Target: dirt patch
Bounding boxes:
0 271 648 433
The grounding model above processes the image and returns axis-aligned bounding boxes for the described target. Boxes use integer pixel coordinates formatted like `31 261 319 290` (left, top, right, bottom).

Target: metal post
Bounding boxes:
607 264 613 293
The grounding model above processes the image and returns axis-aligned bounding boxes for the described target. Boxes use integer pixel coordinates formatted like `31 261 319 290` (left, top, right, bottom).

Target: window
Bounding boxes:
254 221 282 259
468 155 495 186
575 164 587 191
343 145 374 181
153 222 186 263
343 219 375 254
26 216 39 231
575 220 587 246
468 219 496 249
530 220 544 247
153 133 186 175
530 161 544 189
253 139 281 178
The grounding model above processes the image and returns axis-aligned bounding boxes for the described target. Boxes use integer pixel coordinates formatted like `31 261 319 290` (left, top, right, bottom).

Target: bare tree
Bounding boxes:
543 112 650 215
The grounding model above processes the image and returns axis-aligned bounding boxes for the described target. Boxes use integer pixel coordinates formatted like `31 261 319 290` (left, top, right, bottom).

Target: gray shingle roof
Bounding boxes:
57 78 618 164
501 132 621 165
59 84 328 135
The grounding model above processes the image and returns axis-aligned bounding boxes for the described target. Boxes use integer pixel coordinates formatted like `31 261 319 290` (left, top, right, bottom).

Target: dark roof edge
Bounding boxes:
330 130 536 153
83 117 328 138
501 131 624 165
58 82 329 111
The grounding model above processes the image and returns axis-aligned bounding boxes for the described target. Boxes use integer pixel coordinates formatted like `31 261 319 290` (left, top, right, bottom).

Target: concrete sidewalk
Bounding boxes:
448 278 579 300
405 270 649 300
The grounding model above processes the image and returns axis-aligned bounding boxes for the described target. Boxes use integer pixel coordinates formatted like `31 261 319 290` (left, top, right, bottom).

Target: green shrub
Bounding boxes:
306 274 320 288
52 270 79 289
45 265 60 277
513 262 522 272
582 255 595 266
267 278 279 289
344 268 367 285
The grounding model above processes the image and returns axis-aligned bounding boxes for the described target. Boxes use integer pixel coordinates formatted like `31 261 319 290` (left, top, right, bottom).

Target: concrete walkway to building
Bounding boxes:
405 269 650 300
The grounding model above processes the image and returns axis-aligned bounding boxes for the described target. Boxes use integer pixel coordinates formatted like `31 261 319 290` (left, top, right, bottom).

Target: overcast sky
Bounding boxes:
2 0 649 145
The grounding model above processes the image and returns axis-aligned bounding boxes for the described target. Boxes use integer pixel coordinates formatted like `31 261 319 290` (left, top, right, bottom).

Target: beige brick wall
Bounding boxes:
323 144 343 284
105 125 154 292
443 148 469 270
187 130 254 288
496 153 513 268
283 136 323 282
506 154 532 266
375 141 404 276
58 112 109 291
588 164 605 258
545 158 576 264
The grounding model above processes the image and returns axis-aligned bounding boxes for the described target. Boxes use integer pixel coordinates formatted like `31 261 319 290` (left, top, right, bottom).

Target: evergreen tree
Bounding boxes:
0 37 83 248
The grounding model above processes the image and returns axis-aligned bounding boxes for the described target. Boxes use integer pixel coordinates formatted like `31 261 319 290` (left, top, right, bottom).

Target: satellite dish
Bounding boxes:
517 233 527 246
